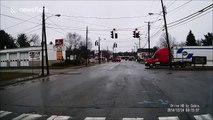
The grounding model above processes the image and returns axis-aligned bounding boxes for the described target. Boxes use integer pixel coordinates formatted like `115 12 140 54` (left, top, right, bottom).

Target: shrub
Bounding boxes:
52 60 81 67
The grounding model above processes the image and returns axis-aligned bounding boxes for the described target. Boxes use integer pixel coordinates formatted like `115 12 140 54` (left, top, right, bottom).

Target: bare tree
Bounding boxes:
29 34 40 46
66 32 82 50
79 38 93 50
177 41 186 47
158 33 177 48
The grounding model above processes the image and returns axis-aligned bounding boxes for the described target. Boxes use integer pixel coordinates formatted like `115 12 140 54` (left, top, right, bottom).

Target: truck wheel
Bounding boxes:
186 63 191 66
181 64 185 68
175 64 179 68
149 64 154 68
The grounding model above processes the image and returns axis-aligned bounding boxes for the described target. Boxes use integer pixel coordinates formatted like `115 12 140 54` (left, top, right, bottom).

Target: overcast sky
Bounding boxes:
1 0 212 52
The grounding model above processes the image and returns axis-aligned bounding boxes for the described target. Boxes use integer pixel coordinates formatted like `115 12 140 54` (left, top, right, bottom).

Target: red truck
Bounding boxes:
145 48 170 68
145 46 213 68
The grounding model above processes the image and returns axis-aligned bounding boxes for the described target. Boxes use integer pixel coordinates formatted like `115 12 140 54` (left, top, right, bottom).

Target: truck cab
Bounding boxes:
145 48 169 68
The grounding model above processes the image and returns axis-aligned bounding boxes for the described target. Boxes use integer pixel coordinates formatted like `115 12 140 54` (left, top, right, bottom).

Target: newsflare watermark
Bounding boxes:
10 7 48 14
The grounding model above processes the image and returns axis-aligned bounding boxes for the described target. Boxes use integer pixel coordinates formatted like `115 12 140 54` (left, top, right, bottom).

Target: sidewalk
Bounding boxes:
0 64 94 87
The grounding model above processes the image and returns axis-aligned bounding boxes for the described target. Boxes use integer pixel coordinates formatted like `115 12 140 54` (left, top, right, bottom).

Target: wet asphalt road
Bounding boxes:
0 61 212 120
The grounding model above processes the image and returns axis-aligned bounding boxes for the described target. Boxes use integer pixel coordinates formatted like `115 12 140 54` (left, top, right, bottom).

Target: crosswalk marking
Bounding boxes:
1 110 213 120
0 111 12 118
122 118 144 120
12 113 42 120
194 114 213 120
84 117 106 120
47 115 71 120
158 116 180 120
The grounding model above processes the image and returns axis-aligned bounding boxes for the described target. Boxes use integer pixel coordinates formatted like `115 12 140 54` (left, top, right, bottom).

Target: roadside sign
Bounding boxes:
29 51 40 59
57 51 62 60
55 39 63 46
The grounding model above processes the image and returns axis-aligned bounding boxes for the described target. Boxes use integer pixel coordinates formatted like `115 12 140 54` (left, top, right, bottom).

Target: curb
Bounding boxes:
0 75 42 87
0 64 98 87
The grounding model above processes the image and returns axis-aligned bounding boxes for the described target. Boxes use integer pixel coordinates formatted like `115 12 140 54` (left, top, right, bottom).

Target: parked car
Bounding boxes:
112 57 121 62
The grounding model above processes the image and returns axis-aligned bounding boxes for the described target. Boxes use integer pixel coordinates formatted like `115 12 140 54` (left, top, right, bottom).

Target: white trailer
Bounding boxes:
173 46 213 66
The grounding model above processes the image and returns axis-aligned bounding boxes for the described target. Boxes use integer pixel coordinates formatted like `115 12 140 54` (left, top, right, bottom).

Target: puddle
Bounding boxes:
138 99 169 105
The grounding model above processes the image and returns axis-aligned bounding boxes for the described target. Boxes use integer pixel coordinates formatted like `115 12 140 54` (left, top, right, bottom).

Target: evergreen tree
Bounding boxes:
0 30 17 49
201 33 213 46
186 30 197 46
17 33 30 47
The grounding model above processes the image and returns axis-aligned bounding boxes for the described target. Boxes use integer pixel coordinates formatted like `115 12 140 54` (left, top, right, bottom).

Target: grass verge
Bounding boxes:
0 72 37 81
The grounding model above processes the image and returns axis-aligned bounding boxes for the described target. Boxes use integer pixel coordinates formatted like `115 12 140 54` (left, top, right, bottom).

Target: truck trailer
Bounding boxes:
145 46 213 68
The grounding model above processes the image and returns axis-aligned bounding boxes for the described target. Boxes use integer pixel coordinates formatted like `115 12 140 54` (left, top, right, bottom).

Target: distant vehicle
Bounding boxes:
129 57 134 61
89 58 96 63
145 46 213 68
112 57 121 62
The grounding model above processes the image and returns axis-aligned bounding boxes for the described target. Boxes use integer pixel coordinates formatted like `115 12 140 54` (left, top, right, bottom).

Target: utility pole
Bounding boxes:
138 37 141 48
86 26 88 66
148 22 151 57
160 0 172 68
98 37 101 64
43 6 49 75
107 46 109 62
41 7 45 76
145 21 152 58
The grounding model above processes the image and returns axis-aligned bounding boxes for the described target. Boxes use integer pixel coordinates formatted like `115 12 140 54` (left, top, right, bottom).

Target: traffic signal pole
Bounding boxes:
86 26 88 66
98 37 101 64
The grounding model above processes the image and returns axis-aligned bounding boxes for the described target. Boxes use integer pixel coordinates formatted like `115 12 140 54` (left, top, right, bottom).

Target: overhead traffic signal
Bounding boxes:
113 42 117 48
133 28 140 38
110 31 114 39
133 31 136 38
95 41 99 46
115 33 118 39
136 31 140 38
111 28 118 39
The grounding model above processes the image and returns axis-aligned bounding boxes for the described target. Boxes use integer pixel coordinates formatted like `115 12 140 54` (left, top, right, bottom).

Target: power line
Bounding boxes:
150 3 212 41
166 0 176 9
2 14 41 30
168 4 213 27
25 27 41 34
0 3 41 19
48 18 68 33
0 13 41 25
11 24 41 35
167 0 192 14
47 27 65 34
55 14 149 20
168 10 212 29
62 16 111 28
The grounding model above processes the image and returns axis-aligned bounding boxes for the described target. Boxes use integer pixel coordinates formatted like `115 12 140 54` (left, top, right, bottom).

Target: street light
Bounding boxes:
148 12 162 16
41 6 61 76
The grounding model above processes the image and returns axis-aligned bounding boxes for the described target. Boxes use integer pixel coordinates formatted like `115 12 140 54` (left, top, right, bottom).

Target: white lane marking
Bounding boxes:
12 113 42 120
84 117 106 120
47 115 71 120
123 118 144 120
158 116 180 120
0 111 12 118
194 114 213 120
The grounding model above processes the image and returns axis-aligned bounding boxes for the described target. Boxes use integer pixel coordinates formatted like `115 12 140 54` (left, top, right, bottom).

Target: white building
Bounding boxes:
0 45 66 67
